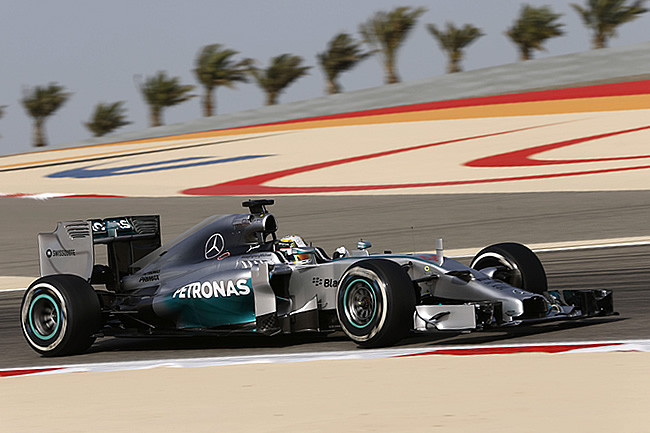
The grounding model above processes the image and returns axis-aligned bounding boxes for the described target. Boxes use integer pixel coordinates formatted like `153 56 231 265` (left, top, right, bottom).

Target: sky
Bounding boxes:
1 0 648 156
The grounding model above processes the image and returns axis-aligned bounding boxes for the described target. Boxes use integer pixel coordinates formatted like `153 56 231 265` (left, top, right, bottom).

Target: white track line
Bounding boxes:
3 339 650 378
0 193 76 200
447 236 650 258
534 240 650 253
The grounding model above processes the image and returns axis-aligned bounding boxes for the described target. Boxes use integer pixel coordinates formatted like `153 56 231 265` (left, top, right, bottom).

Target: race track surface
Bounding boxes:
3 192 650 278
2 192 649 367
2 239 648 369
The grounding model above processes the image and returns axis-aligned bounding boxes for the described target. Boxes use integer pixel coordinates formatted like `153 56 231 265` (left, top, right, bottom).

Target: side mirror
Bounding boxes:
357 239 372 250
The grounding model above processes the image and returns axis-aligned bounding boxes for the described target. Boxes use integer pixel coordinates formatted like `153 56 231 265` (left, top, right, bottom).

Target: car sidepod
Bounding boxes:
148 262 256 330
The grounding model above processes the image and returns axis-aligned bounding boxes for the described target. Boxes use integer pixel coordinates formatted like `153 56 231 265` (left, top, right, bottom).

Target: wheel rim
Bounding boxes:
473 253 522 288
28 294 61 340
343 279 377 328
22 282 69 352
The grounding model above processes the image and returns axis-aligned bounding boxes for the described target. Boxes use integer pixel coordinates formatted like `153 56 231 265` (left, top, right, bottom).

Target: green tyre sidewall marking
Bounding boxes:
343 278 378 329
28 293 61 340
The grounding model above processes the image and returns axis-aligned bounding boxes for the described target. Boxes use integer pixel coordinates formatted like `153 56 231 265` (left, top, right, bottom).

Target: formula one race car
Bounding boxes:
21 200 615 356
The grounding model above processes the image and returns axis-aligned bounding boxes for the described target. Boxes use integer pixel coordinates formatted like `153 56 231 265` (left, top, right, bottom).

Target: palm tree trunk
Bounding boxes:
265 91 277 106
203 86 214 117
33 117 46 147
593 33 606 49
385 55 399 84
448 52 461 73
326 79 340 95
150 107 162 127
519 46 531 61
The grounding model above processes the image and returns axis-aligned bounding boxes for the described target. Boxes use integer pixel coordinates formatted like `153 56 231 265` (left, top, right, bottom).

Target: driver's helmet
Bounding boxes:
278 234 313 265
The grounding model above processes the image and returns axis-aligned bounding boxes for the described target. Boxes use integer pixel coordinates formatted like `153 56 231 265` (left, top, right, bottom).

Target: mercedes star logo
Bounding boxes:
204 233 225 260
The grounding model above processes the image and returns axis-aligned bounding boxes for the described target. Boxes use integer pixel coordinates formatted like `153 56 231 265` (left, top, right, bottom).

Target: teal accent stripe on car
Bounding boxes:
344 278 377 329
29 294 60 340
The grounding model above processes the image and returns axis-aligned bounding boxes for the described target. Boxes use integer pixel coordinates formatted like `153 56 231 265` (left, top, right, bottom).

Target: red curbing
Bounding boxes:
395 342 624 357
0 367 64 378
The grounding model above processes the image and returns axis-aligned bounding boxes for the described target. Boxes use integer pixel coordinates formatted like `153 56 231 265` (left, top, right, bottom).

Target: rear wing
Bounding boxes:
38 216 161 281
90 216 160 244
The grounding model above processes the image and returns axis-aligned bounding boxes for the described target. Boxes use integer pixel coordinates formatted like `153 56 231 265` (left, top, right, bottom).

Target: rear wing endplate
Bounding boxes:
38 220 94 279
38 216 161 280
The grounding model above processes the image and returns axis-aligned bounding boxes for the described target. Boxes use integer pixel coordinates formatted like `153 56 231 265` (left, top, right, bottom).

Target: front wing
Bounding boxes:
413 289 615 332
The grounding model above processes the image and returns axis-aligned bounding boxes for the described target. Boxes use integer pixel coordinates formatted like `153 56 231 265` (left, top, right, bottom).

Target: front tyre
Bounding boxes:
470 242 547 294
21 275 101 357
336 259 415 348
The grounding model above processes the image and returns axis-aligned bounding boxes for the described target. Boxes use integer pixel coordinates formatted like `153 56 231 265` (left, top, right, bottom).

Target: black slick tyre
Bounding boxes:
21 274 102 357
470 242 547 294
336 259 415 348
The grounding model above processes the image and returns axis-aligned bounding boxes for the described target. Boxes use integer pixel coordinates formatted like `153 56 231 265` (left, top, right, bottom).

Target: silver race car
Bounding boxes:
21 199 614 356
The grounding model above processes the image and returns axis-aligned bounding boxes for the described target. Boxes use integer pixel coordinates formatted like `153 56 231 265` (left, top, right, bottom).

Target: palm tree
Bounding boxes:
251 54 311 105
359 6 426 84
571 0 648 49
427 22 484 73
318 33 372 94
194 44 253 117
506 4 564 61
139 71 195 127
85 101 131 137
21 83 71 147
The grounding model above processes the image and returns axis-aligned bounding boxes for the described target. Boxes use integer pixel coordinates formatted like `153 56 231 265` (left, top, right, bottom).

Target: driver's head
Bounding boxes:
280 234 307 248
278 234 312 264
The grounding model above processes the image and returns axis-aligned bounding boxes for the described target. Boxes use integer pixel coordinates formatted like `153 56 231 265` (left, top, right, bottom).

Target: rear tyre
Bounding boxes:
21 274 101 357
336 259 415 348
470 242 547 294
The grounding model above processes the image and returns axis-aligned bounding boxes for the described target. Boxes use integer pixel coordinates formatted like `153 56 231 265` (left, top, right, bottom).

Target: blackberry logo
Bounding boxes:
312 277 338 288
